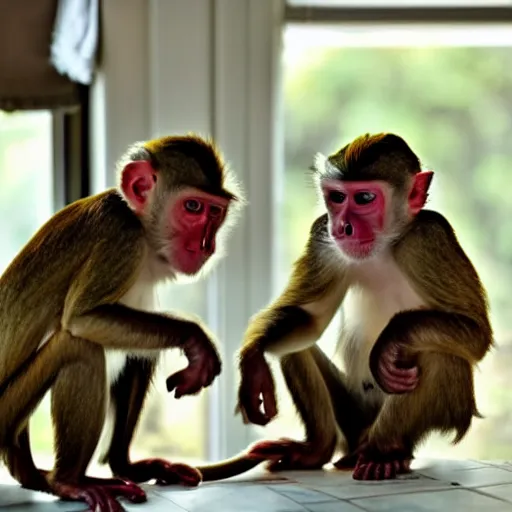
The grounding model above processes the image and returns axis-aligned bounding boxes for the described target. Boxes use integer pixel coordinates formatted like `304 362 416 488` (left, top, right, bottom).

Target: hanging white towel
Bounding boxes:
50 0 99 85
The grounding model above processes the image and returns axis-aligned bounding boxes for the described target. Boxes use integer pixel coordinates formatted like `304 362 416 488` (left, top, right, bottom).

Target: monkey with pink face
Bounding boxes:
0 134 244 511
196 132 493 483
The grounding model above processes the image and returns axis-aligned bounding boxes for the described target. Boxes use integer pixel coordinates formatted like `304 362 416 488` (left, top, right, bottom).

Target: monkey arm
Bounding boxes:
236 216 348 426
394 209 493 362
67 303 202 350
241 215 349 360
61 241 204 351
370 210 494 395
369 309 490 395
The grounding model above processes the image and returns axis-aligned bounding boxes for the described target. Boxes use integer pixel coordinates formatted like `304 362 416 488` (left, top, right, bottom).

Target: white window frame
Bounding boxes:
90 0 284 461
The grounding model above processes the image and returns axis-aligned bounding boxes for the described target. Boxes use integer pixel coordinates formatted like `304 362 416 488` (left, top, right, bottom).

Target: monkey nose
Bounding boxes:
344 222 354 236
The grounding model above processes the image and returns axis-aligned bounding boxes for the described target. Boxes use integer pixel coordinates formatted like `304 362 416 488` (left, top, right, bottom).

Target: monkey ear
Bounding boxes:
120 160 157 213
408 170 434 216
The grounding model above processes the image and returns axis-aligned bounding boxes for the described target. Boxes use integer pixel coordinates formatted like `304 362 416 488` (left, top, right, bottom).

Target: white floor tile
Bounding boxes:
310 479 455 500
156 484 309 512
423 467 512 488
477 483 512 503
270 483 341 504
352 488 510 511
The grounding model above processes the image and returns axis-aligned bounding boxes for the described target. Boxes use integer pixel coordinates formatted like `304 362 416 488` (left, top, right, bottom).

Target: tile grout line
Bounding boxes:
342 484 469 502
265 484 326 510
465 486 512 505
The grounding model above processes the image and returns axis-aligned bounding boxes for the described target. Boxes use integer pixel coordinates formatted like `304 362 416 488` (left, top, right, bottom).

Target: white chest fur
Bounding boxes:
104 265 161 385
339 252 426 400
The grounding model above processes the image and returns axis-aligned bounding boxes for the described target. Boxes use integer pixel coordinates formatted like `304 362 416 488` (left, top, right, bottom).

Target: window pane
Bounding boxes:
0 110 54 470
132 284 209 465
273 23 512 460
0 111 53 270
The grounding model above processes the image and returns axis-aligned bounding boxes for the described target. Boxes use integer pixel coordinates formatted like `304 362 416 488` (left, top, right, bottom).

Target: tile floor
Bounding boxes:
2 458 512 511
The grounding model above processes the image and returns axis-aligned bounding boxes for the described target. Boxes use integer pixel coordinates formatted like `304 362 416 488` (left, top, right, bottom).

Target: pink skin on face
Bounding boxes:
120 160 229 275
321 179 388 260
321 171 433 261
168 190 229 275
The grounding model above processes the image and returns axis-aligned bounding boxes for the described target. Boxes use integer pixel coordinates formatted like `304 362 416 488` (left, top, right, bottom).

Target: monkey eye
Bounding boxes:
328 190 346 204
354 192 376 205
184 199 204 213
209 205 223 217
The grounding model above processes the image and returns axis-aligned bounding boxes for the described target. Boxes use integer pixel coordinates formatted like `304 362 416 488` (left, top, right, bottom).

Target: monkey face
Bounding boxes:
321 179 390 261
119 157 233 276
166 188 230 275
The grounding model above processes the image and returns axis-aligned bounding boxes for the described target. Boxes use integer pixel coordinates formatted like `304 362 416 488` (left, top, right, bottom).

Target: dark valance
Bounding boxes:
0 0 98 112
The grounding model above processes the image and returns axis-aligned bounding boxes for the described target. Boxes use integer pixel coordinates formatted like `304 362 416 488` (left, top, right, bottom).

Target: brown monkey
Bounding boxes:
197 132 493 482
0 134 243 510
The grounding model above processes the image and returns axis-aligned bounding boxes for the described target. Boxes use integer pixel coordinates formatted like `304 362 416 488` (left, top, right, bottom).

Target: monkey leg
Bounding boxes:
104 357 201 487
4 426 51 493
310 346 378 470
47 336 147 511
0 332 146 510
353 353 477 481
248 346 346 471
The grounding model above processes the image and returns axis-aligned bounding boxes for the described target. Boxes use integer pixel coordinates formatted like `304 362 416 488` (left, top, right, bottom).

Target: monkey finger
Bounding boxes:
384 369 419 389
382 359 418 379
166 372 182 393
173 379 201 399
242 389 270 425
77 487 125 512
246 403 271 426
374 462 384 480
352 461 370 481
262 388 278 420
378 362 418 393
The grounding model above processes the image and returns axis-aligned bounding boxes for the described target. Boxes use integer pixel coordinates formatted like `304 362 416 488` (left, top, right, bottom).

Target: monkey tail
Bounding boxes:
197 453 265 482
452 403 482 445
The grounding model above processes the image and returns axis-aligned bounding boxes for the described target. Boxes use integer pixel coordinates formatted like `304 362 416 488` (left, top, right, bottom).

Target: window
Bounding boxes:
271 14 512 459
0 110 55 471
132 284 210 465
0 111 54 270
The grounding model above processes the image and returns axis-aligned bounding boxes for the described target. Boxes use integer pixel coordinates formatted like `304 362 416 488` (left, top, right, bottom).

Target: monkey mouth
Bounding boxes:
338 239 376 259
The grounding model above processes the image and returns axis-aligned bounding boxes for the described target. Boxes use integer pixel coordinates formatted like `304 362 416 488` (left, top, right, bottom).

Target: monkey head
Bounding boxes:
313 133 433 261
118 134 242 276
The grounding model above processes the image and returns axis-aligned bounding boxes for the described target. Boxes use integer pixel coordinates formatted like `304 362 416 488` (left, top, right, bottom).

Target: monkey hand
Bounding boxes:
166 323 222 399
236 350 278 426
370 339 419 394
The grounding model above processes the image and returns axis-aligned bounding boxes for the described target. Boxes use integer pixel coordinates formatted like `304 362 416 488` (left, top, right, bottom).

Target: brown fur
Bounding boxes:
324 133 422 189
0 134 239 501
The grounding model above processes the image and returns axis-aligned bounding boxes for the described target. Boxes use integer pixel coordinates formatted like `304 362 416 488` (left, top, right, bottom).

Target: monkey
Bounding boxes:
0 134 244 511
193 132 493 483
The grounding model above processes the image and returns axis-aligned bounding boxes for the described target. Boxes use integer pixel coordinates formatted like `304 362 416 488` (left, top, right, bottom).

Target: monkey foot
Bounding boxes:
352 446 412 480
247 438 331 472
120 458 202 487
52 478 146 512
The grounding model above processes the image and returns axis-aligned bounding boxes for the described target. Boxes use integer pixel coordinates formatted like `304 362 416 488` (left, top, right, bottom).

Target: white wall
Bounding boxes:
90 0 284 460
